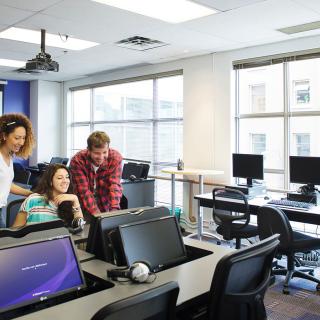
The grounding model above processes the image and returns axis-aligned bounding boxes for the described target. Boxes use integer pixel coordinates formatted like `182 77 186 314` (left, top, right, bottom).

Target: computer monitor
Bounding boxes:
290 156 320 193
232 153 264 187
122 163 144 180
118 216 187 273
0 235 85 314
86 206 170 265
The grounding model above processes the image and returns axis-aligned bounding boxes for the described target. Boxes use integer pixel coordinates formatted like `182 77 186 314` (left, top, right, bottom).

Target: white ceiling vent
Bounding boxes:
115 36 168 51
277 21 320 35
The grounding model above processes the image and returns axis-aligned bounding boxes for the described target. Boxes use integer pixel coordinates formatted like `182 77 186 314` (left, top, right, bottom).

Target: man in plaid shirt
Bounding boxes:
70 131 123 217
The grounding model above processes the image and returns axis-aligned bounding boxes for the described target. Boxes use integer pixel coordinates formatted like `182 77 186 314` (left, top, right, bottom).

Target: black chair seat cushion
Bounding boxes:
280 230 320 254
217 223 259 239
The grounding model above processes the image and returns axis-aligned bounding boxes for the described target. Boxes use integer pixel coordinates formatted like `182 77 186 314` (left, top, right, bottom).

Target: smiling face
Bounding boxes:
88 144 109 166
52 168 70 196
4 126 26 154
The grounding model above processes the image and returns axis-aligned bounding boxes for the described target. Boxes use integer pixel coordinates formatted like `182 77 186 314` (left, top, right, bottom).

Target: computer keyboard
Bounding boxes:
267 199 313 210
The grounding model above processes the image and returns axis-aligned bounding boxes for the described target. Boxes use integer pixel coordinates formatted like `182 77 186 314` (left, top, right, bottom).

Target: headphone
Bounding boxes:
107 262 155 283
68 217 86 234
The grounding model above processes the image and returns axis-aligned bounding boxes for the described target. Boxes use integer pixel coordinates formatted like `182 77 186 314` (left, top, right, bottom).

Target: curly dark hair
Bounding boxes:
34 163 75 224
0 113 35 159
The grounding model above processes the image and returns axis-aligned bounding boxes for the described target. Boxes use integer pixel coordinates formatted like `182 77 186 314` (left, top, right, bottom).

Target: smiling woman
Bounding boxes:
0 113 35 227
12 164 83 228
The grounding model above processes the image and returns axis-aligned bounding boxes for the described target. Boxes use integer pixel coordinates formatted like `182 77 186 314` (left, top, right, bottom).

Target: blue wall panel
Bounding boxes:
3 80 30 166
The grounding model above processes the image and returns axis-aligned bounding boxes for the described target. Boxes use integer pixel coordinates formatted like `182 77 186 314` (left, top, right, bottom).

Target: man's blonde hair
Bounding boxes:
87 131 110 150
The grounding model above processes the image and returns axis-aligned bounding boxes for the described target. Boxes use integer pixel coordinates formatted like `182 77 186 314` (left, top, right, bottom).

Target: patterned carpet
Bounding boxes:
265 275 320 320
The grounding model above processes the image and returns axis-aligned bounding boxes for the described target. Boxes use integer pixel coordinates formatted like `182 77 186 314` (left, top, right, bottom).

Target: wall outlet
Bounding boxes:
208 220 215 231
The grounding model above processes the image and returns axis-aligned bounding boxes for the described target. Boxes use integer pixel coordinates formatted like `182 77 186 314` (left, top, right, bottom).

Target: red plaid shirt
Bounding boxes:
70 148 123 215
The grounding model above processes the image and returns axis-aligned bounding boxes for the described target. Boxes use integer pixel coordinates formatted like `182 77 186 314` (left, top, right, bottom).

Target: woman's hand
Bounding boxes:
54 194 79 207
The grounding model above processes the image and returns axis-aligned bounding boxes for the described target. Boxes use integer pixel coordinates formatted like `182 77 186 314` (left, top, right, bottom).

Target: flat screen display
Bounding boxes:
290 156 320 185
0 236 85 313
119 216 187 272
233 153 264 181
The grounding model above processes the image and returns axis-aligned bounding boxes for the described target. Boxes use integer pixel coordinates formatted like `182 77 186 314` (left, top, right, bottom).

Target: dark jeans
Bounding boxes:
0 207 5 228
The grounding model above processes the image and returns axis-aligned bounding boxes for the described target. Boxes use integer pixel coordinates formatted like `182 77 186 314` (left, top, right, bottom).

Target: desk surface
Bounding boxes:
162 167 224 176
15 238 231 320
195 192 320 225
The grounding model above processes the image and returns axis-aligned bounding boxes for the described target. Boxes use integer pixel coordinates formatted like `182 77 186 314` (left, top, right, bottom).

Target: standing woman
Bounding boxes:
0 113 35 227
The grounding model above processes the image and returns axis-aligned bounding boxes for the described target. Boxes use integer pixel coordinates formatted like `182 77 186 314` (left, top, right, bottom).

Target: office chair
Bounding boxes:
257 205 320 294
212 188 259 249
6 198 25 227
90 281 179 320
13 169 31 184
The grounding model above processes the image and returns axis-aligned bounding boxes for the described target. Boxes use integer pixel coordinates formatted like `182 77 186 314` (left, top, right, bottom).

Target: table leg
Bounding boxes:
171 173 176 217
197 175 204 239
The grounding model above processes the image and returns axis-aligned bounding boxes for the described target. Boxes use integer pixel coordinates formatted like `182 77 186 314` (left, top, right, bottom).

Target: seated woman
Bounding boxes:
13 164 83 227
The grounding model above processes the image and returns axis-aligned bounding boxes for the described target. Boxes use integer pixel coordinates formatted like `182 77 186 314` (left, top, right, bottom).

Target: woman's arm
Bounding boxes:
10 183 32 197
54 194 84 219
12 211 27 228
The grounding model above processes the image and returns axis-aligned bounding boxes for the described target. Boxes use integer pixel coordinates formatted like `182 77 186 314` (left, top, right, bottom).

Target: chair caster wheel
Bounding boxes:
316 283 320 291
283 287 290 295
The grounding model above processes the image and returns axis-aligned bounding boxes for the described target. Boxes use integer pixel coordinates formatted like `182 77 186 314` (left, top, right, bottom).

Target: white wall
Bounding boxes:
30 80 62 165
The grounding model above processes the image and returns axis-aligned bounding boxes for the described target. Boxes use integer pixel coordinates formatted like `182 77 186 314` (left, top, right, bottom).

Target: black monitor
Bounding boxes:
290 156 320 193
86 206 170 265
0 235 85 314
232 153 264 187
118 216 187 273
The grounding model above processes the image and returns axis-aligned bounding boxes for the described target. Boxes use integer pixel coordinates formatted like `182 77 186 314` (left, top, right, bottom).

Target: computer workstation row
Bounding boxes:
0 207 226 320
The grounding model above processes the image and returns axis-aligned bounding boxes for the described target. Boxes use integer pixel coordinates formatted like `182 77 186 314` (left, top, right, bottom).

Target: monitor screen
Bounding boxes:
290 156 320 186
232 153 264 186
119 216 187 272
0 236 85 313
86 206 170 265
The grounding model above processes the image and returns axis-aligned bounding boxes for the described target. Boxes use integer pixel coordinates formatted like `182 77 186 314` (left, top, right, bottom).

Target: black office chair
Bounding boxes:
13 169 31 184
90 281 179 320
212 188 259 249
6 198 25 227
257 205 320 294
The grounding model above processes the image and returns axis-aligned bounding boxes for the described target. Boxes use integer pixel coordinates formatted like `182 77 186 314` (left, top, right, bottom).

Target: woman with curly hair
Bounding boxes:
0 113 35 227
13 164 83 227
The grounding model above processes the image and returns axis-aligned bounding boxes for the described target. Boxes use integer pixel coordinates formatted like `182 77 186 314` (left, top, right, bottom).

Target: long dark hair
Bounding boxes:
34 163 74 225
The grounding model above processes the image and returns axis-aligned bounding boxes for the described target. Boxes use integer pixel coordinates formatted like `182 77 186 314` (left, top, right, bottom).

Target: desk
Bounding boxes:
194 192 320 234
161 168 223 228
15 238 231 320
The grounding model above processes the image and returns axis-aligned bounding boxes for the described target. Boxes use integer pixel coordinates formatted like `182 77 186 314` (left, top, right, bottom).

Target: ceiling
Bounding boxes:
1 0 320 82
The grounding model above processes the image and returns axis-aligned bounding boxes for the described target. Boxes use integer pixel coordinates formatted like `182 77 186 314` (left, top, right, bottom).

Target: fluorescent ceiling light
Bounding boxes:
92 0 218 23
0 27 99 50
0 58 25 68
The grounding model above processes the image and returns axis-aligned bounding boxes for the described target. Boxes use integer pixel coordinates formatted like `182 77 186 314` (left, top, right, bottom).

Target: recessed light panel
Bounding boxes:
0 27 99 50
92 0 218 23
0 58 25 68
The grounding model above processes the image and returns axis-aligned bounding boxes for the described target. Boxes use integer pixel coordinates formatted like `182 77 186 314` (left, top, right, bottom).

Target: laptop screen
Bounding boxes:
0 236 85 313
119 216 187 272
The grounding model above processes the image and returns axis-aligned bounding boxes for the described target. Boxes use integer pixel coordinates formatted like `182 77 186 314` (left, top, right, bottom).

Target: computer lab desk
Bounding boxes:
15 238 232 320
194 192 320 238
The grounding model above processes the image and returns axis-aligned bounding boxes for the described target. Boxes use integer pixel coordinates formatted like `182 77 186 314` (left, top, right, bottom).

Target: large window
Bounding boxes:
70 73 183 207
235 57 320 191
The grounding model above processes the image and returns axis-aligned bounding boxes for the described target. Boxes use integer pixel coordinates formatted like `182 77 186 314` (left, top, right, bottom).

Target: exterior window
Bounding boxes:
251 134 266 155
250 84 265 112
294 133 310 156
70 74 183 207
293 80 310 105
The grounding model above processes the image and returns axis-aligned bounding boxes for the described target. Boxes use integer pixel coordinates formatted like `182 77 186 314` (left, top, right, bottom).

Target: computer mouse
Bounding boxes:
264 196 270 200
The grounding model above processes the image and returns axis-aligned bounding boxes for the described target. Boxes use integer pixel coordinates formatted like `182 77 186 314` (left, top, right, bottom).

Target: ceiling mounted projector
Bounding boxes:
24 29 59 73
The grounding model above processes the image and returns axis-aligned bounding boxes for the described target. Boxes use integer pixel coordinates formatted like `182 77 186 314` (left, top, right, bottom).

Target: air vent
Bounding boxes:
277 21 320 35
115 36 168 51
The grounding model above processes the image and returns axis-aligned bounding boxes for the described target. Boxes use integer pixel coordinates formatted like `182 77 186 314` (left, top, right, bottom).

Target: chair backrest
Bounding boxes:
212 187 250 229
13 169 31 184
257 205 293 250
90 281 179 320
6 198 25 227
208 234 279 320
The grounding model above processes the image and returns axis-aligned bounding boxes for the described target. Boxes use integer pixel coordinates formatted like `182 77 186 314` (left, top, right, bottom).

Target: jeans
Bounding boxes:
0 208 5 228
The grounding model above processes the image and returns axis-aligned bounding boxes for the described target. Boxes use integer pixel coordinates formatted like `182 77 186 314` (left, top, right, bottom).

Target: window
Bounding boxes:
70 74 183 207
250 84 265 112
235 58 320 191
293 80 310 105
251 134 266 155
294 133 310 156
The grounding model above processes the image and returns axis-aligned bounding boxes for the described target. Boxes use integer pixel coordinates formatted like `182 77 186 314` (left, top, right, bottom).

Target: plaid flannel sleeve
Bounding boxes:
70 157 100 216
107 152 123 210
